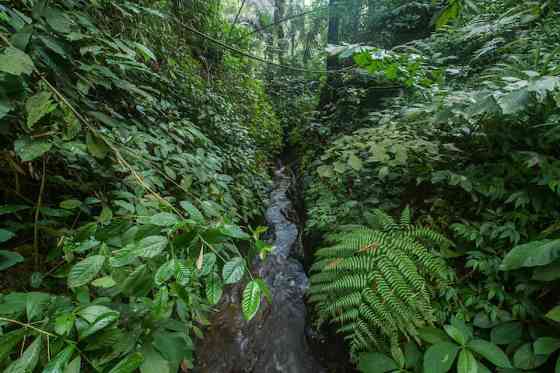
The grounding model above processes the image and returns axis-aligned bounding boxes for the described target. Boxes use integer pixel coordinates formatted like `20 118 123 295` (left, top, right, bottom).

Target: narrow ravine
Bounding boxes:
198 161 324 373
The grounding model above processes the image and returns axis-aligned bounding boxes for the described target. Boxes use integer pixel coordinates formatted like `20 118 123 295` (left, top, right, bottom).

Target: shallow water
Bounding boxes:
197 163 323 373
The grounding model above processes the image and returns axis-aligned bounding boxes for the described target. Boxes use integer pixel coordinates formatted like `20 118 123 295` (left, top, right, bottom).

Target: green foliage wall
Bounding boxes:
0 0 281 371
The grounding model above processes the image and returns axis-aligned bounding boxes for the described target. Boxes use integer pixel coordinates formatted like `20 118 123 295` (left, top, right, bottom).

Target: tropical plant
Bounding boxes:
308 208 452 355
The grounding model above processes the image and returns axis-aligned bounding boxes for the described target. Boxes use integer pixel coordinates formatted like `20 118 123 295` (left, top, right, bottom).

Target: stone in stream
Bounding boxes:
197 165 324 373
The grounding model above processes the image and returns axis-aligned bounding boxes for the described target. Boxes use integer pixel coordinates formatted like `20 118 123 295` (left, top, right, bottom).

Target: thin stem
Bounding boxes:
33 156 47 270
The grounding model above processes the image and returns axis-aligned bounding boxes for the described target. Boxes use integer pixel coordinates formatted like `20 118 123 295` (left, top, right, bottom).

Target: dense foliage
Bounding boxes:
299 0 560 372
0 0 281 371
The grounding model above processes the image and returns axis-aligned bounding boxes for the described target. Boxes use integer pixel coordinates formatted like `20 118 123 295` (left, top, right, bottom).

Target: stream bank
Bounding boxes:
197 161 324 373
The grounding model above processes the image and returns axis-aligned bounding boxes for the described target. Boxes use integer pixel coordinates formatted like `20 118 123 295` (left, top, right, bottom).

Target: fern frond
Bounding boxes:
308 208 452 356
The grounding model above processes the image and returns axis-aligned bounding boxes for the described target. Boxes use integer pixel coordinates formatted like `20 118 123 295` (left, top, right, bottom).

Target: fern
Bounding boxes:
308 208 451 354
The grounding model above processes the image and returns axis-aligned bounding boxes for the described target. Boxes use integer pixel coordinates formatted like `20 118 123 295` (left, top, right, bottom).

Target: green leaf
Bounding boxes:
0 229 16 243
220 224 250 240
501 239 560 270
534 337 560 355
255 278 272 303
67 255 105 288
491 322 523 345
78 305 114 323
4 336 42 373
222 257 245 284
458 349 478 373
150 213 179 227
0 205 30 215
55 313 76 336
135 236 168 258
98 206 113 224
0 47 34 76
26 292 50 321
25 91 57 128
179 201 204 223
0 250 24 271
499 88 530 115
107 352 144 373
43 344 75 373
133 42 157 61
45 7 72 34
60 199 82 210
468 339 512 368
14 138 52 162
423 342 460 373
445 324 469 345
91 276 116 288
206 272 223 305
140 347 170 373
513 342 548 370
86 132 110 159
200 253 216 276
80 311 119 339
175 261 193 286
0 329 27 362
546 305 560 322
63 356 81 373
242 280 262 321
357 352 398 373
348 154 363 171
155 259 176 285
317 165 334 178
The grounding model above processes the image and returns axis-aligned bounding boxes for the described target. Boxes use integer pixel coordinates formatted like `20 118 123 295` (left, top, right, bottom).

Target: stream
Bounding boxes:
198 162 325 373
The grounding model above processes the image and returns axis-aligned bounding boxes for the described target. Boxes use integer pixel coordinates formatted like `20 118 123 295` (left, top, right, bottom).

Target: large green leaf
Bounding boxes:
491 322 523 345
107 352 144 373
155 259 176 285
458 349 478 373
501 239 560 271
135 236 168 258
534 337 560 355
4 336 42 373
63 356 81 373
468 339 511 368
423 342 460 373
206 272 223 305
150 213 179 227
179 200 204 223
222 257 245 284
0 47 34 76
0 250 24 271
67 255 105 288
0 228 16 243
140 347 170 373
242 280 262 321
357 352 398 373
86 132 110 159
25 91 57 128
26 292 50 321
0 329 27 362
43 344 75 373
79 311 119 339
14 138 52 162
546 305 560 322
175 261 193 286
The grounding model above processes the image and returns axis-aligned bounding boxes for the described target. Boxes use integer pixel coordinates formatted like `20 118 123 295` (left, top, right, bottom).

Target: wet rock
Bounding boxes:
197 164 324 373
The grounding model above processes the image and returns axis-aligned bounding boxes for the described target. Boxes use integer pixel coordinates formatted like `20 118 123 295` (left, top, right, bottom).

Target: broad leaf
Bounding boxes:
179 201 204 223
63 356 81 373
0 329 26 362
155 259 176 285
222 257 245 284
43 344 75 373
25 91 57 128
107 352 144 373
357 352 398 373
150 213 179 227
242 280 262 321
67 255 105 288
0 228 16 243
0 250 24 271
206 272 223 305
136 236 168 258
4 336 42 373
14 138 52 162
0 47 34 76
458 349 478 373
501 239 560 270
26 291 50 321
468 339 511 368
423 342 460 373
534 337 560 355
